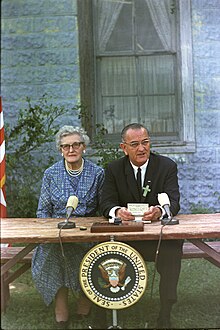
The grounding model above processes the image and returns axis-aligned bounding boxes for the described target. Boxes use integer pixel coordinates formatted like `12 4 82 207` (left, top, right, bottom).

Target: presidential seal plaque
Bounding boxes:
80 241 147 310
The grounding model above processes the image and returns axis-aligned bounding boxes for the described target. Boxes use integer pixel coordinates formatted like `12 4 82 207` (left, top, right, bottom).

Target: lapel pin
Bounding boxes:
142 181 151 197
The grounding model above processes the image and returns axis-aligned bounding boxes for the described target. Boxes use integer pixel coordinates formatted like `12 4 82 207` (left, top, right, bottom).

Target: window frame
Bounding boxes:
77 0 195 153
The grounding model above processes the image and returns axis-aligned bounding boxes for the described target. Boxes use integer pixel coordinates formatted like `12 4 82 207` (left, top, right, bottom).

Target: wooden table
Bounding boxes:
1 214 220 312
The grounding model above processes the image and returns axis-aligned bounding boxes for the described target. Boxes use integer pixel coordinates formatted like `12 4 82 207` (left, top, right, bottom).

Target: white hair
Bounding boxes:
55 125 90 150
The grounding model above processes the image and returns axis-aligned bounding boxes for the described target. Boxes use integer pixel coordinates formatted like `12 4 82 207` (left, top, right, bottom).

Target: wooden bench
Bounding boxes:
1 241 220 312
1 246 34 265
1 247 34 312
182 241 220 259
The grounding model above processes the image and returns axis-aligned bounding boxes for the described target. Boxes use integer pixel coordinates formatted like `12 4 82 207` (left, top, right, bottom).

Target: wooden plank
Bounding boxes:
1 241 219 263
188 239 220 266
4 264 31 285
1 244 37 276
182 241 220 258
1 214 220 244
1 247 33 263
91 221 144 232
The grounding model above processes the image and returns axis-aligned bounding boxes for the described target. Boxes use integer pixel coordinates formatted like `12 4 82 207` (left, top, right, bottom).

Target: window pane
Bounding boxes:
140 95 178 136
98 55 177 136
94 0 133 53
99 57 139 134
100 57 137 96
139 55 175 94
136 0 164 51
102 96 138 134
94 0 175 53
105 2 133 52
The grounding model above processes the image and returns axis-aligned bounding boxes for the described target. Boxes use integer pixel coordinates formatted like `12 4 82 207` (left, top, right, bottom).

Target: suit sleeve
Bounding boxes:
163 161 180 217
100 164 121 218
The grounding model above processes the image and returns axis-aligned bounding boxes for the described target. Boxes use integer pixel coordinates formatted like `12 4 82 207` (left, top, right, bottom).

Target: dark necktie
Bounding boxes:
137 167 142 198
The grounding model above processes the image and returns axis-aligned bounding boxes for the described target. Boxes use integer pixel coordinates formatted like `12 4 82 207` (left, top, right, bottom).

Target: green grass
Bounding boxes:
1 259 220 329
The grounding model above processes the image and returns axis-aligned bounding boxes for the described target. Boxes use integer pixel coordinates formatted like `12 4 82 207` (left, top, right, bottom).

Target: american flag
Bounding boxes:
0 96 7 218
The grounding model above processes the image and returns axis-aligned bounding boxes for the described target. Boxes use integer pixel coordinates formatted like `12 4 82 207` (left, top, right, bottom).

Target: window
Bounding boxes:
78 0 195 152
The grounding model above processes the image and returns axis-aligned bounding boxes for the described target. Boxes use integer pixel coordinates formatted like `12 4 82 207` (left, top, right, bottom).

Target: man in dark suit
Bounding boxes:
100 123 183 329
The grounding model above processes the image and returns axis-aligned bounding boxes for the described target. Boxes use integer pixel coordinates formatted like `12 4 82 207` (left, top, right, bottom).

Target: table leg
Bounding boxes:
1 272 10 313
188 239 220 267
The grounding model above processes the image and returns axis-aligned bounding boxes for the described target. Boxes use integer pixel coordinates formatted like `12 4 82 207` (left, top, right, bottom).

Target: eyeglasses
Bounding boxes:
123 139 150 149
60 142 84 151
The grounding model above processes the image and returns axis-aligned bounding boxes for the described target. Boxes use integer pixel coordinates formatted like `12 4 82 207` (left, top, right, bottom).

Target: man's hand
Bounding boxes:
116 206 161 221
115 207 135 221
142 206 162 221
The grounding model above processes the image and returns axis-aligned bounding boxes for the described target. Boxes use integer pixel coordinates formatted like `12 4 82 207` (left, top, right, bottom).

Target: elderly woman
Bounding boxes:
31 125 104 328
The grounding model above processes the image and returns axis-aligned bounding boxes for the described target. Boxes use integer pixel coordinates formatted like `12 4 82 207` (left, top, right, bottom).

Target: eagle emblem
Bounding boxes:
98 258 131 293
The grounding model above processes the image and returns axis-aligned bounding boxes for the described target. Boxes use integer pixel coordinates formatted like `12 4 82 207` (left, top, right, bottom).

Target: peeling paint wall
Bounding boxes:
177 0 220 213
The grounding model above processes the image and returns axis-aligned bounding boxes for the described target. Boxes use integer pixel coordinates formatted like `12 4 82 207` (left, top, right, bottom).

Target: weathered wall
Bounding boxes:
1 0 220 214
177 0 220 213
1 0 80 127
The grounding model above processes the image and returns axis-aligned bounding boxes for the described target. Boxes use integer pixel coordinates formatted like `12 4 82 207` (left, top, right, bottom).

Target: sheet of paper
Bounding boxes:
127 203 151 223
127 203 149 216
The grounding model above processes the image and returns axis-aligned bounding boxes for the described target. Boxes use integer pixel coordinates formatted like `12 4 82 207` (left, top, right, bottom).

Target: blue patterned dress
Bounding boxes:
31 158 104 305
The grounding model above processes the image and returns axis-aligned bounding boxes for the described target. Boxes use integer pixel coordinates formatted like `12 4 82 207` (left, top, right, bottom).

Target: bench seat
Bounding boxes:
182 241 220 258
1 247 33 264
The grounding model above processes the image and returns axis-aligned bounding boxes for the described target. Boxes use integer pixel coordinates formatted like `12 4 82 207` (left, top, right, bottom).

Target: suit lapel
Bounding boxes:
124 158 140 201
141 153 157 202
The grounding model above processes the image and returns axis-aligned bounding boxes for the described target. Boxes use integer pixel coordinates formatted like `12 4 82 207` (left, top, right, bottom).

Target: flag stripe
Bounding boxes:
0 96 7 218
0 140 5 163
0 189 6 207
0 110 4 130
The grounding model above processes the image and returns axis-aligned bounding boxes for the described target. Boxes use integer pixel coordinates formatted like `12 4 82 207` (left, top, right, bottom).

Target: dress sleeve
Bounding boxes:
36 170 53 218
